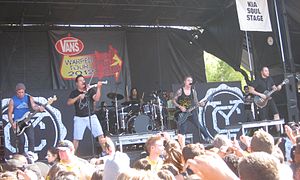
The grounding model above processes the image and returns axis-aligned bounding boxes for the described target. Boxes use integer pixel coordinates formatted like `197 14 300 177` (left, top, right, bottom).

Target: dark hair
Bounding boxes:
91 169 103 180
184 75 192 81
260 66 268 72
129 87 139 100
75 75 84 82
48 147 60 161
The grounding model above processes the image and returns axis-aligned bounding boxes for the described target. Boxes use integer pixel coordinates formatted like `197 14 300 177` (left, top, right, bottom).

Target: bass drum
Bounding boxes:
127 115 153 133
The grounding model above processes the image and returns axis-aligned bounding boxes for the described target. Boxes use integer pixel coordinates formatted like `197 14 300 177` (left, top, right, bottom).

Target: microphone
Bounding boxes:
189 81 197 85
88 80 108 88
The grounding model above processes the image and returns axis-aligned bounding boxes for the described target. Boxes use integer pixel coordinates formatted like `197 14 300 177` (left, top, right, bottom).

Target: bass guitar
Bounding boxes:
254 79 289 108
176 99 207 126
15 95 57 136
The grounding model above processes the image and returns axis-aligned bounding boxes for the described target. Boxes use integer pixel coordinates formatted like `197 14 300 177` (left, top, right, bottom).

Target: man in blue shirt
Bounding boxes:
7 83 44 154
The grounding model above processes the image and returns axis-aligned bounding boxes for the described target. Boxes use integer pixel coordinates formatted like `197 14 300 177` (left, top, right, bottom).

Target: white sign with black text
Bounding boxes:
236 0 272 32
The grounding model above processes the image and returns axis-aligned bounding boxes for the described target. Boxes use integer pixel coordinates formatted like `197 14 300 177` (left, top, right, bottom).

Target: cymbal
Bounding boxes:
107 92 124 100
121 100 139 106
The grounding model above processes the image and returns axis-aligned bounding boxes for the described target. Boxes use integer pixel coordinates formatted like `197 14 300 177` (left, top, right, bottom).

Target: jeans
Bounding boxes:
17 125 35 154
178 111 210 139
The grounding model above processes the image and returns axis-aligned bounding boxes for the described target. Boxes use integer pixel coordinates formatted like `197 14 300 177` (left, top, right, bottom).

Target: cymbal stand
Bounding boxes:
151 100 157 120
114 96 120 134
120 107 126 130
157 96 164 131
105 109 110 132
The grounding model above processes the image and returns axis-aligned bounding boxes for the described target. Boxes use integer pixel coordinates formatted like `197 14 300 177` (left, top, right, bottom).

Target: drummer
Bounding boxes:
128 88 143 102
127 88 144 115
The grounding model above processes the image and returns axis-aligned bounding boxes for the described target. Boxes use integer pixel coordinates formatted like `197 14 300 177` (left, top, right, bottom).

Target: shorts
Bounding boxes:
73 114 103 140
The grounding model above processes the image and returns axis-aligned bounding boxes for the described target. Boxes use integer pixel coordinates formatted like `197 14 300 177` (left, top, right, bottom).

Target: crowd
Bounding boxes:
1 123 300 180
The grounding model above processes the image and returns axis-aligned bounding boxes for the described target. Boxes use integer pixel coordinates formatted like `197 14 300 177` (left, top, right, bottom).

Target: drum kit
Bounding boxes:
98 91 166 135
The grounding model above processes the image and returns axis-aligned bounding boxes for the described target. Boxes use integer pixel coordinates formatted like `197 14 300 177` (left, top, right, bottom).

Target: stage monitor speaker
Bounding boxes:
272 73 299 123
285 74 299 123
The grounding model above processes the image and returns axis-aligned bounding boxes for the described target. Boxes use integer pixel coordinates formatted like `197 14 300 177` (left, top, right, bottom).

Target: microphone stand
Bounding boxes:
85 91 96 158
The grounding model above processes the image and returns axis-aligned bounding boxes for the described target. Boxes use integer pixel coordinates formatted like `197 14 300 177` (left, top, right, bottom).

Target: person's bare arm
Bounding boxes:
172 88 186 112
7 99 16 129
249 86 267 99
285 125 296 144
185 152 239 180
92 81 102 102
29 96 44 112
67 94 85 106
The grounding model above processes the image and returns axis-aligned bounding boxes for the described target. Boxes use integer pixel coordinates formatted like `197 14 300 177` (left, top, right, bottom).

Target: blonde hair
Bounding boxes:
251 129 274 154
145 135 162 154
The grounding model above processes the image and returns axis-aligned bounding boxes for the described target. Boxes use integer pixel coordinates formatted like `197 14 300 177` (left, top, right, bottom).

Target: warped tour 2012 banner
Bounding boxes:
49 31 131 99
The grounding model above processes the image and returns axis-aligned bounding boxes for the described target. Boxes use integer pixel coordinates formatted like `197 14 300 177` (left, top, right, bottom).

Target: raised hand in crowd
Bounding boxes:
184 151 239 180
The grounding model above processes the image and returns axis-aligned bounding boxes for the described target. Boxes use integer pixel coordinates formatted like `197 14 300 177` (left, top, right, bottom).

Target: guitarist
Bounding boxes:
7 83 45 154
173 76 211 142
249 67 282 123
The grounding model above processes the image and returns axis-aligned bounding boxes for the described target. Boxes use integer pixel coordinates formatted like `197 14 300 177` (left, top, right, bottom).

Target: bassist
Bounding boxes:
249 67 282 122
7 83 44 154
173 76 211 142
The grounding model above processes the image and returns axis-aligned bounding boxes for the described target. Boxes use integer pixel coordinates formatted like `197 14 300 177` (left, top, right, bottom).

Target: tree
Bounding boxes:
204 52 248 87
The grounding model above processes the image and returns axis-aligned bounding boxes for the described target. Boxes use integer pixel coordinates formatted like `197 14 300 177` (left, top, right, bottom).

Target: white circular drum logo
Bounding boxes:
199 84 244 138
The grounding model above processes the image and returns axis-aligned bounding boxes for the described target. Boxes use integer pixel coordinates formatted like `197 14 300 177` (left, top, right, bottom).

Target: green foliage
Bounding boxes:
204 52 248 87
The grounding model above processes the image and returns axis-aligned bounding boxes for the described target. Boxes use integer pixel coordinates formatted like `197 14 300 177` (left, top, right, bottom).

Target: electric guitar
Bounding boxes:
254 78 289 108
14 95 57 136
176 99 207 126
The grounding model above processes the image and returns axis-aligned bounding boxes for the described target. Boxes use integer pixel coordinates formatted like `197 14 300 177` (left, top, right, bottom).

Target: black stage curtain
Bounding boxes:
198 5 243 71
285 0 300 71
127 29 206 95
0 31 52 94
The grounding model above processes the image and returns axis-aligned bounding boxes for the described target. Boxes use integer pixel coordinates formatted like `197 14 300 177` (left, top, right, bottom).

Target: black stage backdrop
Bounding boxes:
127 29 206 95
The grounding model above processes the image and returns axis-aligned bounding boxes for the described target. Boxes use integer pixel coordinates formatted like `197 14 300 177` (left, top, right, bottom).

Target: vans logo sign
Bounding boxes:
55 37 84 56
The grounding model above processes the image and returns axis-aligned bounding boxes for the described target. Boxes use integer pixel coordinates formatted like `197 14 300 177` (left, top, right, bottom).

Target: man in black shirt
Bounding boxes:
67 75 106 153
173 76 211 142
249 67 282 121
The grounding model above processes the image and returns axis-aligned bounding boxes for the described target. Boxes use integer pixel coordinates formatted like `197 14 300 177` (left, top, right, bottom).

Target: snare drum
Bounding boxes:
126 115 152 133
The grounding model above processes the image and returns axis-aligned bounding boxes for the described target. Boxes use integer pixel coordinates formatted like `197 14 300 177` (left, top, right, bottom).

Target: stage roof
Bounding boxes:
0 0 300 73
0 0 234 26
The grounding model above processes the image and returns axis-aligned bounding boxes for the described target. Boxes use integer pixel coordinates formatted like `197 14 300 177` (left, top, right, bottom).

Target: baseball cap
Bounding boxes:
56 140 74 151
16 83 26 91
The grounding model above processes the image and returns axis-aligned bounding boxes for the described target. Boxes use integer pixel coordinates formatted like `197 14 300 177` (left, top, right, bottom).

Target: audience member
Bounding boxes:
238 152 280 180
250 129 274 154
91 169 103 180
185 151 238 180
157 169 176 180
117 168 160 180
102 137 130 180
46 140 95 180
144 135 164 172
161 163 179 176
223 154 239 176
46 147 60 165
164 140 184 173
132 158 151 170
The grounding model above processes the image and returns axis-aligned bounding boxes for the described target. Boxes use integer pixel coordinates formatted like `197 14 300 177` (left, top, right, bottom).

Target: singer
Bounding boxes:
172 75 211 143
67 75 106 154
